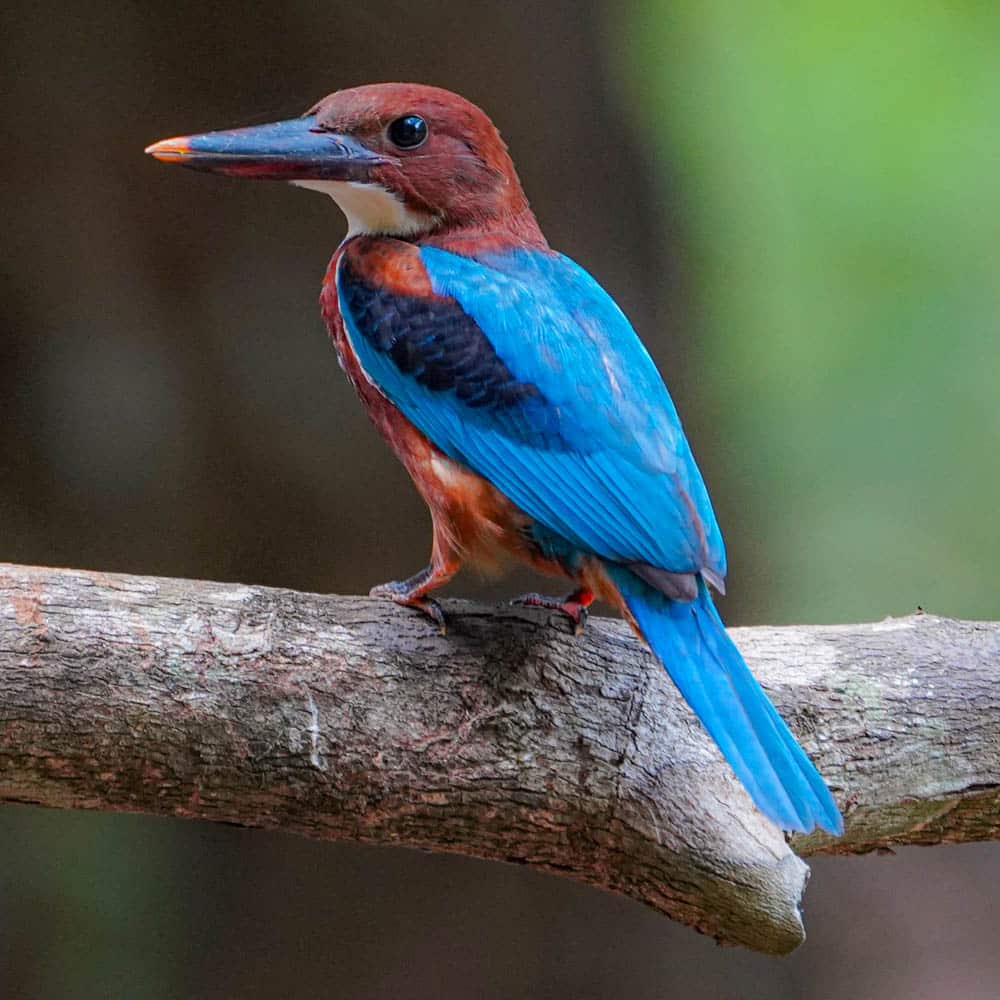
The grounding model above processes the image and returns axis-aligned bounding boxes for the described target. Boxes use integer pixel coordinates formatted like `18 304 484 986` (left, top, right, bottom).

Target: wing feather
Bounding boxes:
337 241 726 581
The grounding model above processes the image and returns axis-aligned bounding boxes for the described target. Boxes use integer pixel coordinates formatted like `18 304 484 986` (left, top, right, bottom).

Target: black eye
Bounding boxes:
388 115 427 149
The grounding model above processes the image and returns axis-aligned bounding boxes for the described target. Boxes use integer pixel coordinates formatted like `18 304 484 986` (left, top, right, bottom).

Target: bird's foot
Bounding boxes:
510 588 593 636
370 573 448 634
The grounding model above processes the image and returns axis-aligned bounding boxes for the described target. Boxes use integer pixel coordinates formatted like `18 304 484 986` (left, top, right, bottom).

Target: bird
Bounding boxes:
146 82 842 835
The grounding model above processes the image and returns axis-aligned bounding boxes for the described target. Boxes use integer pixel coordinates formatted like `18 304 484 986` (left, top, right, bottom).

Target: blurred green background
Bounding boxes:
623 1 1000 626
1 1 997 998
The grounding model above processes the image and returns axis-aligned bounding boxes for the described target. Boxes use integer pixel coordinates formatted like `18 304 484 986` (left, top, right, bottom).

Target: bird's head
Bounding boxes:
146 82 541 243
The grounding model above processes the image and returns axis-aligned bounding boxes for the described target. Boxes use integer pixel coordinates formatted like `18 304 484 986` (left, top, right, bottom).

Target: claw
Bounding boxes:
370 576 448 634
415 595 447 634
511 588 592 636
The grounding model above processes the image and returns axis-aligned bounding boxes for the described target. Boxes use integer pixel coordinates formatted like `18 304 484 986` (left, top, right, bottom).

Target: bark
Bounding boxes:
1 562 997 955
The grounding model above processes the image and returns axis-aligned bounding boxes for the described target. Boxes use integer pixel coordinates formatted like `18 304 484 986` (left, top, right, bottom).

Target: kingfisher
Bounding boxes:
147 83 842 835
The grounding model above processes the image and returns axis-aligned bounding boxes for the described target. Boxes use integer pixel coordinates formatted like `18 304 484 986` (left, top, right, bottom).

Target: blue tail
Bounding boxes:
608 567 842 834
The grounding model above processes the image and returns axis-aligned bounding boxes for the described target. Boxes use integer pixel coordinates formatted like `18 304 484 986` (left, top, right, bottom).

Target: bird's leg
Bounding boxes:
369 534 458 633
511 586 594 636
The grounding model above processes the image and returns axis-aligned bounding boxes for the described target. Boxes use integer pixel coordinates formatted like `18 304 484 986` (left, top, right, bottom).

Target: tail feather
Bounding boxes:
609 567 842 835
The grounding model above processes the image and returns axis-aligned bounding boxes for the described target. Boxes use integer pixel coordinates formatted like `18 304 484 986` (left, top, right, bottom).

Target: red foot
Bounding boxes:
511 588 594 635
370 570 448 634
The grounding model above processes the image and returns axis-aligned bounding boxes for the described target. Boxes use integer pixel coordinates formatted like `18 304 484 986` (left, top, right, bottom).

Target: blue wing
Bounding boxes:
337 242 726 583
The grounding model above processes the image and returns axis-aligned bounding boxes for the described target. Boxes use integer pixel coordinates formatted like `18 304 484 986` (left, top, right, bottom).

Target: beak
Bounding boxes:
145 116 390 181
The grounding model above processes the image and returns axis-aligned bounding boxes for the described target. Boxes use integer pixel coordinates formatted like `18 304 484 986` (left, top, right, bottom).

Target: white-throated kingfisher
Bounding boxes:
147 83 842 835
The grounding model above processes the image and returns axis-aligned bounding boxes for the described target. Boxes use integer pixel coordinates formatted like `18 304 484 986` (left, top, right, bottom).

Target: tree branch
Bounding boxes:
1 563 997 954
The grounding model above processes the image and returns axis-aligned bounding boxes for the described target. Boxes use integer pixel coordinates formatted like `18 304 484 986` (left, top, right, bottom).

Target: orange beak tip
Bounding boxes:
145 137 191 161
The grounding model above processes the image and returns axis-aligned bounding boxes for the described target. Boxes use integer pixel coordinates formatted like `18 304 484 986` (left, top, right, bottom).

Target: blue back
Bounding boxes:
338 244 726 580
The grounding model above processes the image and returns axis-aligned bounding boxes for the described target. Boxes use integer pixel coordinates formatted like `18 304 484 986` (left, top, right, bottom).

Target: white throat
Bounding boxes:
291 179 436 238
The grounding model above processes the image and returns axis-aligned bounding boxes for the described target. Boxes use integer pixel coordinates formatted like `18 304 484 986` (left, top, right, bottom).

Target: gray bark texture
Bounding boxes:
1 562 997 954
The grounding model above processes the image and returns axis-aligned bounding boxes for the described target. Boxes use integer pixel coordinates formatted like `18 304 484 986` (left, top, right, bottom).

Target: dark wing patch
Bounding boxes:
339 254 542 414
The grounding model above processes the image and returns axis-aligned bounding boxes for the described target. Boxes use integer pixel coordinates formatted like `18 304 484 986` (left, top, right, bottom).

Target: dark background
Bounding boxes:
2 2 998 997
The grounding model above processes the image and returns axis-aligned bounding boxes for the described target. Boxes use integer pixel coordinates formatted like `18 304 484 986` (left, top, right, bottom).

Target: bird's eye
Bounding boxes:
387 115 428 149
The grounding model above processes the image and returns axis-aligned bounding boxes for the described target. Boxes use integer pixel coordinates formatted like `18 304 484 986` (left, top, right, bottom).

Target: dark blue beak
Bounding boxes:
145 116 390 181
